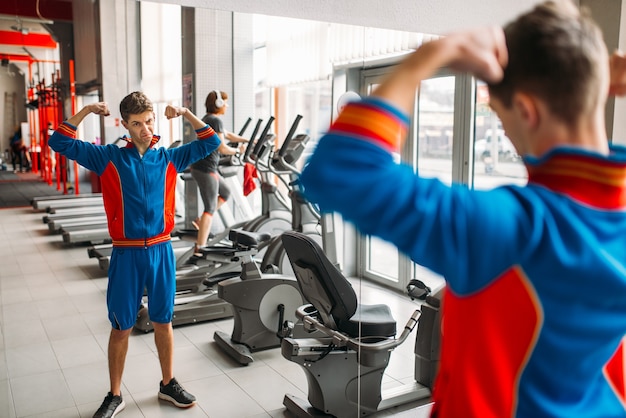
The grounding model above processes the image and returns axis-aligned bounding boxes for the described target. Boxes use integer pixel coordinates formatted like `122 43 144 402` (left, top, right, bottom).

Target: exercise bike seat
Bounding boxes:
229 228 271 249
281 231 396 338
198 229 271 256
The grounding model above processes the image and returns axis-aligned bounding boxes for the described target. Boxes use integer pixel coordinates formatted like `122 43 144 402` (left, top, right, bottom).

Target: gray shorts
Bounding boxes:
190 169 231 214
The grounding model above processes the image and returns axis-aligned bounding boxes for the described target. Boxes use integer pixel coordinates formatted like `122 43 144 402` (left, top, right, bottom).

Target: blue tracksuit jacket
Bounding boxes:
300 97 626 417
49 122 220 247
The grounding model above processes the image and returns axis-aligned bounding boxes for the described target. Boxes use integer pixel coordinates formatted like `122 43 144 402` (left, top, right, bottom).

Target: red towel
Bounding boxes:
243 163 258 196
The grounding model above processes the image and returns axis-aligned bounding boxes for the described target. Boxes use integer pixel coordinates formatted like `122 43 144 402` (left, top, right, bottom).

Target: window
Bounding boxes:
472 82 527 190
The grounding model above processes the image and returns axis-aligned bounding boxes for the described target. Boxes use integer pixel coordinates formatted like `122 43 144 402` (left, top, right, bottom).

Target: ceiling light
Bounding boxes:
10 25 30 35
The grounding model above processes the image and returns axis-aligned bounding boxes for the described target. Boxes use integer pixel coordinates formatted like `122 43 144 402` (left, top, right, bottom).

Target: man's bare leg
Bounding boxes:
108 327 132 395
153 321 197 407
152 322 174 384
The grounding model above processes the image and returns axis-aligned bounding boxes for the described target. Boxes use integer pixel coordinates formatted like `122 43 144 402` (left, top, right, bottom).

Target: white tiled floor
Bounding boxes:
0 206 434 418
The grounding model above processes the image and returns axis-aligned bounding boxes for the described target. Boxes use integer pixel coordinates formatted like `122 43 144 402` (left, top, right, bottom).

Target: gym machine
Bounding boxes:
278 231 441 417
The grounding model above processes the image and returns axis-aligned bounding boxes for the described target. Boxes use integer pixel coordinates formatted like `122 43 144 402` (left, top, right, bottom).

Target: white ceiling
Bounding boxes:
148 0 543 34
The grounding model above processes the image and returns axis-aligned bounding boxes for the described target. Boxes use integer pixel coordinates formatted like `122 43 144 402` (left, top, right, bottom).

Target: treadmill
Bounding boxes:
38 197 111 245
38 196 105 212
48 215 108 233
62 225 111 245
31 193 103 210
43 207 108 224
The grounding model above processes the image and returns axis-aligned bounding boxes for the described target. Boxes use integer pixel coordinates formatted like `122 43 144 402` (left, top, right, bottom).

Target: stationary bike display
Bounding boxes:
279 231 442 417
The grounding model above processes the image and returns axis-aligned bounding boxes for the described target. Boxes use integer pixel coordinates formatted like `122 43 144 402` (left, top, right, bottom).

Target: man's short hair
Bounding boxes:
119 91 153 121
488 1 608 124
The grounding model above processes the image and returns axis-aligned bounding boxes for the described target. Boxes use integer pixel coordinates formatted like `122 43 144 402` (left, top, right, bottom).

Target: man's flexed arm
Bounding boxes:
164 105 206 130
165 105 221 171
66 102 111 127
50 102 112 173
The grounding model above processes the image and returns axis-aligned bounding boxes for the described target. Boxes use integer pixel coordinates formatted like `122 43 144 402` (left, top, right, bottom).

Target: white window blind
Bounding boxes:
264 16 438 87
140 2 182 103
265 18 331 87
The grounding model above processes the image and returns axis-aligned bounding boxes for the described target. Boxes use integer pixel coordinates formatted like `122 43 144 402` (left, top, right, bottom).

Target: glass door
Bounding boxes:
358 68 456 292
410 75 457 293
357 68 400 288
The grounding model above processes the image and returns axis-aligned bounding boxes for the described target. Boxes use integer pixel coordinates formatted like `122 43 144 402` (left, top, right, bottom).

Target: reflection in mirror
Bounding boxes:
418 76 456 185
152 8 444 415
252 14 441 415
472 81 527 190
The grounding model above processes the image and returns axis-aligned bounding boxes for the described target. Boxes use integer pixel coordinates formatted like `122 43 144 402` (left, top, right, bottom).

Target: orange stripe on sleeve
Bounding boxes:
196 125 216 139
57 122 77 139
331 103 407 152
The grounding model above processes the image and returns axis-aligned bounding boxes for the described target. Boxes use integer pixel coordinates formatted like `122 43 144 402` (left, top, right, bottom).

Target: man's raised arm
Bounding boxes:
66 102 111 128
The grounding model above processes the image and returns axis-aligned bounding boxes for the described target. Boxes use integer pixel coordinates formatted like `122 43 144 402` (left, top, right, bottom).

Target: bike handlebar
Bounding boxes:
278 114 303 157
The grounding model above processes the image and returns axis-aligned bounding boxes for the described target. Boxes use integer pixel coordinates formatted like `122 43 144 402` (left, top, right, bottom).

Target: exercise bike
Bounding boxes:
278 231 441 417
212 227 308 364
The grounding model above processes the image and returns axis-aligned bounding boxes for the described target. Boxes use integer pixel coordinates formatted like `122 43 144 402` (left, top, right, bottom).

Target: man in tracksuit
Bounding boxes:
49 92 220 418
300 2 626 417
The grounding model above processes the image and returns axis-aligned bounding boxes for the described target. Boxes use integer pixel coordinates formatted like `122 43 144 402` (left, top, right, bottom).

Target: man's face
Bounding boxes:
122 111 155 147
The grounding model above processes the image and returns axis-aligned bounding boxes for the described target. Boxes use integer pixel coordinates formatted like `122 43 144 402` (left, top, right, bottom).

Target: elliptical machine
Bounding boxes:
239 115 293 237
260 114 323 276
174 115 293 270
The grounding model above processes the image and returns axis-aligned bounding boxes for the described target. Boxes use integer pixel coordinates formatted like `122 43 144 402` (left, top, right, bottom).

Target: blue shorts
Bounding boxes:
107 242 175 330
